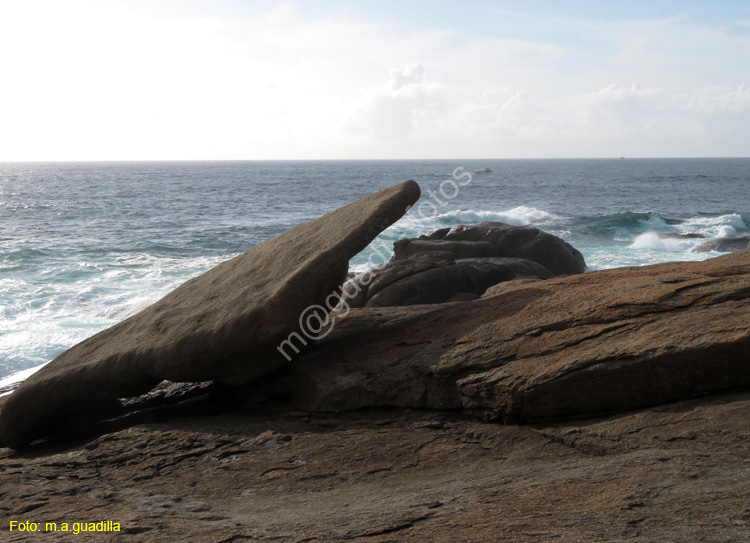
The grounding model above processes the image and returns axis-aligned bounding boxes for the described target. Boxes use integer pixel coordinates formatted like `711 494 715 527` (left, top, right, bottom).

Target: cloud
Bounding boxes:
388 63 425 90
573 84 666 139
685 84 750 113
346 63 446 142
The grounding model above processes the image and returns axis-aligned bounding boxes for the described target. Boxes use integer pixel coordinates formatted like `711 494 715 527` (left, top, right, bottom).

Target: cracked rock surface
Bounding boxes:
1 389 749 542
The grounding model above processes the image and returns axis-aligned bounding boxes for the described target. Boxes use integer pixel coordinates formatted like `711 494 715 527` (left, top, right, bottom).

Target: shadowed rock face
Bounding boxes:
281 250 750 422
0 181 421 449
392 222 586 276
341 253 554 308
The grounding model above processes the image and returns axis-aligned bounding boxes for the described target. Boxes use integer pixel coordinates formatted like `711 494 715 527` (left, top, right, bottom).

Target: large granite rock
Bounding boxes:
392 222 586 275
281 250 750 422
343 253 554 308
0 181 421 449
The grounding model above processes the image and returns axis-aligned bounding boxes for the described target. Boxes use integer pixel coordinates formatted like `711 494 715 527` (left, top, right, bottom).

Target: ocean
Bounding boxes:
1 158 749 382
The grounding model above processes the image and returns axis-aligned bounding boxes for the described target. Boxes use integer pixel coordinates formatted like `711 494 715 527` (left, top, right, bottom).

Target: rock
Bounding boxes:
365 261 517 307
0 181 421 449
395 239 499 260
340 253 455 308
280 250 750 422
445 292 481 302
692 236 750 253
342 254 554 308
481 276 544 297
457 257 556 278
2 391 749 542
657 232 705 239
367 258 554 307
392 222 586 275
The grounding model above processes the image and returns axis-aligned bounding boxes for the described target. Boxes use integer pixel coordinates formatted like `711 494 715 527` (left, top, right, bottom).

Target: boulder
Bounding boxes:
392 222 586 275
395 240 499 260
340 253 455 308
365 261 516 307
341 253 554 308
280 250 750 422
657 232 705 239
366 259 553 307
0 181 421 449
692 236 750 253
457 257 556 278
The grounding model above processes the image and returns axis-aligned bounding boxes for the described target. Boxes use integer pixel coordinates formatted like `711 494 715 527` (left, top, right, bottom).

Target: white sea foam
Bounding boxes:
0 253 230 379
0 363 46 397
434 206 557 226
625 213 748 255
717 225 739 237
349 263 377 275
94 296 157 320
584 246 710 271
678 213 746 238
629 232 701 253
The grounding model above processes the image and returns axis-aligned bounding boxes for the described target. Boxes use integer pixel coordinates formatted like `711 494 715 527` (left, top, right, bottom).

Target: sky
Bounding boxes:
1 0 750 160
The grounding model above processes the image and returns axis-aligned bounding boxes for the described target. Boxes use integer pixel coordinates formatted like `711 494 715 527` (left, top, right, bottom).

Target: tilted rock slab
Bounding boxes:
281 250 750 422
392 222 586 275
0 181 421 449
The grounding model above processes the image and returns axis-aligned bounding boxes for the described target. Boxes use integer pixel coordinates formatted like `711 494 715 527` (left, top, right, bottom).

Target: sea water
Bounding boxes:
1 158 748 381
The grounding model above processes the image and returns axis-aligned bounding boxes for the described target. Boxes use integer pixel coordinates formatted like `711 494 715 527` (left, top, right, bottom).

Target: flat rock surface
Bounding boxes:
0 181 420 449
1 390 749 542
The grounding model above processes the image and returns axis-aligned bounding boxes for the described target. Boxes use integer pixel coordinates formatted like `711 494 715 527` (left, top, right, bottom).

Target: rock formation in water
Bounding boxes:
391 222 586 275
692 235 750 253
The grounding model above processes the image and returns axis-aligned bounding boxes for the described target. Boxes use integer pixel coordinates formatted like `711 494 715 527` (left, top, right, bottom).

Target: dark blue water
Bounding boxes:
1 158 749 379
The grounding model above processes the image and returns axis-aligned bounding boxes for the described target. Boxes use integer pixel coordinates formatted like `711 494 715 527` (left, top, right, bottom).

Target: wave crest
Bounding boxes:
435 206 556 226
629 232 700 253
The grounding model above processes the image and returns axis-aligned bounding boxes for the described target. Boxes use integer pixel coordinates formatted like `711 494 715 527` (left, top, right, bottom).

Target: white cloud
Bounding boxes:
346 63 446 142
685 84 750 113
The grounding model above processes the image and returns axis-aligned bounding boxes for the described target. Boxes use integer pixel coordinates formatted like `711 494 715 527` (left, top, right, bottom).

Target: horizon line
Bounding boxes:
2 156 750 164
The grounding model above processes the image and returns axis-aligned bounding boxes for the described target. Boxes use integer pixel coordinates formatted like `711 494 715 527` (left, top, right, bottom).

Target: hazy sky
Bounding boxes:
1 0 750 160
